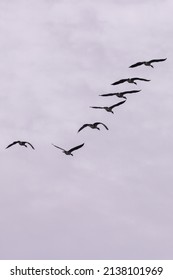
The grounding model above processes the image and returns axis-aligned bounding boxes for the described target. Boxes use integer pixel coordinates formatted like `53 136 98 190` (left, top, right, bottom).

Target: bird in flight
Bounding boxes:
52 143 84 156
78 122 108 133
6 141 35 149
90 100 126 114
99 90 141 99
129 58 167 68
111 77 150 85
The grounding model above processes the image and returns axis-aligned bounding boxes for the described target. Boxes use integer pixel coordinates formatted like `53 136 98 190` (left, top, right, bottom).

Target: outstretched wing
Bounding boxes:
26 142 35 149
129 61 145 68
90 106 104 109
94 122 109 130
111 79 127 85
52 144 65 151
110 100 126 109
133 77 150 82
99 93 117 97
5 141 19 149
149 58 167 63
78 124 89 132
122 90 141 95
68 143 84 153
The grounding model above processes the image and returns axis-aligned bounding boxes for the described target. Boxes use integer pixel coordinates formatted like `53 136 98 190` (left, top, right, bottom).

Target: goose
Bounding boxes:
52 143 84 156
99 90 141 99
6 141 35 149
78 122 108 133
90 100 126 114
111 77 150 85
129 58 167 68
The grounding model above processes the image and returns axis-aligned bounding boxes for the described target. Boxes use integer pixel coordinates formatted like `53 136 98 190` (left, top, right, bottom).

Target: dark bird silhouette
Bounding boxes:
90 100 126 114
111 77 150 86
6 141 35 149
52 143 84 156
129 58 167 68
78 122 108 133
99 90 141 99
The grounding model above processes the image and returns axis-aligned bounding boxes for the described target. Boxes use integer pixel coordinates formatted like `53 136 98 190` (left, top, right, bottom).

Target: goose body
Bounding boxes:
78 122 108 133
129 58 167 68
6 141 35 149
111 77 150 86
52 143 84 156
90 100 126 114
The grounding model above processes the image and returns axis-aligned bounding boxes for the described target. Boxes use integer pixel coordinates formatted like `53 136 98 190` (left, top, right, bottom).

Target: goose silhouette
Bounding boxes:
90 100 126 114
52 143 84 156
111 77 150 86
6 141 35 149
78 122 108 132
129 58 167 68
100 90 141 99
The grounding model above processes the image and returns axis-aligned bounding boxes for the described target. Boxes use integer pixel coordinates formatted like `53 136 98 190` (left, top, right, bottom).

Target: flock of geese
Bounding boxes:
5 58 167 156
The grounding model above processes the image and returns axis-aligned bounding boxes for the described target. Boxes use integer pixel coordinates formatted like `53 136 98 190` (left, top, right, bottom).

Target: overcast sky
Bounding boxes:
0 0 173 259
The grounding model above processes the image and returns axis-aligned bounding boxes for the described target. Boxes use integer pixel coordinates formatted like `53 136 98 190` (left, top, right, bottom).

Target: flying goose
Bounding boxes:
129 58 167 68
111 77 150 85
78 122 108 133
99 90 141 99
52 143 84 156
6 141 35 149
90 100 126 114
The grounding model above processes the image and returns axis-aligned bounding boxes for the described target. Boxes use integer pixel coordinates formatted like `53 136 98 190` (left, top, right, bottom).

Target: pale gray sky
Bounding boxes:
0 0 172 259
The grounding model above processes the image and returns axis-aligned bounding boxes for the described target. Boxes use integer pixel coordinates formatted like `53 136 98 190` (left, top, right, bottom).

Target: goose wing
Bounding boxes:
133 77 150 82
94 122 109 130
6 141 19 149
148 58 167 63
78 124 89 132
26 142 35 149
68 143 84 153
129 61 145 68
111 79 127 85
52 144 65 151
90 106 104 109
110 100 126 109
99 93 116 97
122 90 141 95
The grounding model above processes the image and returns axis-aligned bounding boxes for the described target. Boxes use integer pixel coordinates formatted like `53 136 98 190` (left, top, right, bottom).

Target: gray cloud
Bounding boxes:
0 0 172 259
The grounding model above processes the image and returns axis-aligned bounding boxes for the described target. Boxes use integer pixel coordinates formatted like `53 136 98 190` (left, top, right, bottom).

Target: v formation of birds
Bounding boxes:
6 58 167 156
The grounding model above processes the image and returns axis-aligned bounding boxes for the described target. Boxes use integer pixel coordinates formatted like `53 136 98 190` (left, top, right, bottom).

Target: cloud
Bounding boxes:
0 0 172 259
